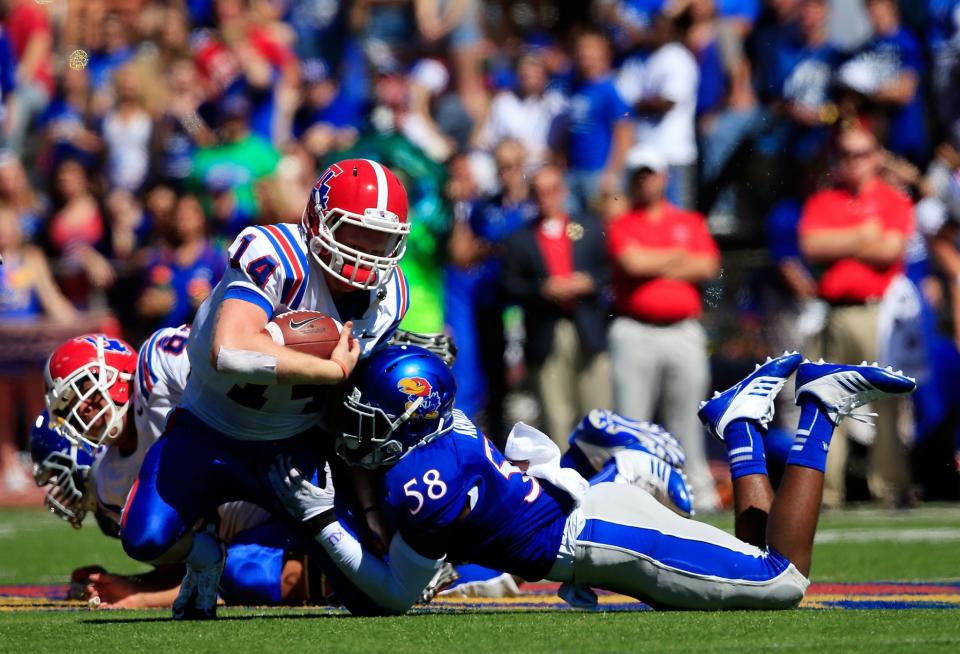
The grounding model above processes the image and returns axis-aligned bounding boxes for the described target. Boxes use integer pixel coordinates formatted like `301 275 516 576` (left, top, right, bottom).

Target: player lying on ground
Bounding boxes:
437 410 696 599
35 329 346 607
33 328 466 609
270 347 916 613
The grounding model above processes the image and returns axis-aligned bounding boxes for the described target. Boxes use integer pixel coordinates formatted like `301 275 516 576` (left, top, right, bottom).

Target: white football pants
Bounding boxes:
548 483 809 610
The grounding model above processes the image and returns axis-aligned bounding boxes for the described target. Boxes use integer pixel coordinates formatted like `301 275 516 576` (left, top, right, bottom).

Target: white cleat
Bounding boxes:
794 361 917 426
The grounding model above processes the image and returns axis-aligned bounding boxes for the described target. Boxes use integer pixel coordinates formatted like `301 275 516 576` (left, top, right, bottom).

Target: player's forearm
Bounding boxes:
212 332 345 385
314 523 443 615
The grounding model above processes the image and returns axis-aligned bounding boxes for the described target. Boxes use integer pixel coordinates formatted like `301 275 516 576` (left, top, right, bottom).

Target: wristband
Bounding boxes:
331 356 351 381
304 508 337 534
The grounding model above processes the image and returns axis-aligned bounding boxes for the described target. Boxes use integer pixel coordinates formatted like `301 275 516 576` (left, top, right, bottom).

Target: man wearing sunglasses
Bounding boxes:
798 123 914 508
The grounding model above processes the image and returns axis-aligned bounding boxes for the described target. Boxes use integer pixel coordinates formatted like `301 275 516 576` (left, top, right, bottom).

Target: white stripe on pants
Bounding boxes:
608 317 718 509
550 483 808 609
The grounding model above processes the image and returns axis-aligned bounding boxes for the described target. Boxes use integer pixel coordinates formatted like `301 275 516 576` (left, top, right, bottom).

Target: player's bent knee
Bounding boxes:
121 523 192 564
121 530 172 563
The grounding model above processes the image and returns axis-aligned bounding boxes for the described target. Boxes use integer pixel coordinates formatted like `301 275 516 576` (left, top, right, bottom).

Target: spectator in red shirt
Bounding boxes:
607 144 721 512
3 0 54 155
501 164 612 449
193 0 300 142
799 123 914 507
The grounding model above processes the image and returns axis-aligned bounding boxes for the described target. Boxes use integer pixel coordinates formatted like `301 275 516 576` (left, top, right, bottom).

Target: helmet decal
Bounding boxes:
398 376 432 397
80 335 132 354
398 376 440 419
313 166 340 212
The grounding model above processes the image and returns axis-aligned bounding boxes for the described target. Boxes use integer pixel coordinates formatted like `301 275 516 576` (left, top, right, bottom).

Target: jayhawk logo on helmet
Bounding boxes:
397 376 441 419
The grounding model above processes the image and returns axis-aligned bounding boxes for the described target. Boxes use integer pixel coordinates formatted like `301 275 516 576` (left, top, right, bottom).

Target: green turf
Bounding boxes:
1 506 959 653
0 509 149 584
0 609 958 653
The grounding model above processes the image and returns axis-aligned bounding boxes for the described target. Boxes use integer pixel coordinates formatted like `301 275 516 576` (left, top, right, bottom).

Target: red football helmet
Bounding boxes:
43 334 137 448
302 158 410 291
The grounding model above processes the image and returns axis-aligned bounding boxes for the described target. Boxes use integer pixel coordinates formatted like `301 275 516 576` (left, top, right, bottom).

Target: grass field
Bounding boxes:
1 506 959 653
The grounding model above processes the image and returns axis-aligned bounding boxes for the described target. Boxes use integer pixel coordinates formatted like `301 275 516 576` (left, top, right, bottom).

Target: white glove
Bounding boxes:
267 455 335 522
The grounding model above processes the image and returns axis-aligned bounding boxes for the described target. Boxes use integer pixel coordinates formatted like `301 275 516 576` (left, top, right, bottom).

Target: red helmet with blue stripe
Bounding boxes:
43 334 137 448
303 158 410 291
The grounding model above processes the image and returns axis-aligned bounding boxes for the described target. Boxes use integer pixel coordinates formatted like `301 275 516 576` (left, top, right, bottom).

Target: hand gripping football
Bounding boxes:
263 310 342 359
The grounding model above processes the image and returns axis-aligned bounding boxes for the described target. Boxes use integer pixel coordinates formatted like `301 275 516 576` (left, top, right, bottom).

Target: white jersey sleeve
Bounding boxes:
91 325 192 532
221 224 312 318
133 324 191 443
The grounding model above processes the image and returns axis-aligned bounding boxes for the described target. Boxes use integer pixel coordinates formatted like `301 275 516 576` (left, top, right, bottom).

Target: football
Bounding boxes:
263 310 342 359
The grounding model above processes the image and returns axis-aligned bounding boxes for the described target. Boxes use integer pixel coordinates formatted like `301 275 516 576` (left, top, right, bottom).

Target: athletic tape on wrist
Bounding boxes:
216 346 279 383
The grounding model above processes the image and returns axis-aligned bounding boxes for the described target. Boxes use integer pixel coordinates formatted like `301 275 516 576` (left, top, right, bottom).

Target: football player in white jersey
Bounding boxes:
119 159 413 619
36 329 193 603
37 328 381 610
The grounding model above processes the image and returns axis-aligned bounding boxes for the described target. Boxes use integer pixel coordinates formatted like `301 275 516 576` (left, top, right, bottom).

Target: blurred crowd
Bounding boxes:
1 0 959 509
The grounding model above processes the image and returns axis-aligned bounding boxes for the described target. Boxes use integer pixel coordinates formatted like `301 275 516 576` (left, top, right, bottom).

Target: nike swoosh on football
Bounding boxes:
289 317 321 330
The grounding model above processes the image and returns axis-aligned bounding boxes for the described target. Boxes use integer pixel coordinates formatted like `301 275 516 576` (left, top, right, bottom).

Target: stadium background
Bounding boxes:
0 0 959 515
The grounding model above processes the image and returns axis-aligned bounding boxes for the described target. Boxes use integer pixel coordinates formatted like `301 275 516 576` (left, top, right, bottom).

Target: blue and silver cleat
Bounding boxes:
794 360 917 426
698 352 803 441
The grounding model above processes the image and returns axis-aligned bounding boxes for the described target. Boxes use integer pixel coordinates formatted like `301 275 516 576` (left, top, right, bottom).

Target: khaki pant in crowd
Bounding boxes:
530 319 612 451
608 317 720 511
809 303 910 507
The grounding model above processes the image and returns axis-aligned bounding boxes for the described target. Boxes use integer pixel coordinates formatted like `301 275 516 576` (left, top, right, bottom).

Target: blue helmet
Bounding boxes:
29 411 97 528
336 345 457 468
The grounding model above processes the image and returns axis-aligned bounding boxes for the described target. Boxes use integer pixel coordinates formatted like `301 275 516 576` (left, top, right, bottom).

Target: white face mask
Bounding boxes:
304 207 409 291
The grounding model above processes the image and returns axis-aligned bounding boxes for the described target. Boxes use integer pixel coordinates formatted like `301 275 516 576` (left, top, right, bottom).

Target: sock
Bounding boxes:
724 419 768 481
186 530 223 570
787 398 836 473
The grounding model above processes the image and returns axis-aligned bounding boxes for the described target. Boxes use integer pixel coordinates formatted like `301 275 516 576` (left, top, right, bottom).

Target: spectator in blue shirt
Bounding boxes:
836 0 929 165
925 0 960 126
446 140 537 443
87 12 134 91
0 27 15 146
716 0 760 25
289 59 363 158
37 67 101 174
554 29 633 214
758 0 843 165
137 193 224 330
595 0 666 52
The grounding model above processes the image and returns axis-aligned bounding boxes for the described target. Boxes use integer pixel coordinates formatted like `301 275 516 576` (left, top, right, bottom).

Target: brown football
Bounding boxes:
263 310 341 359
